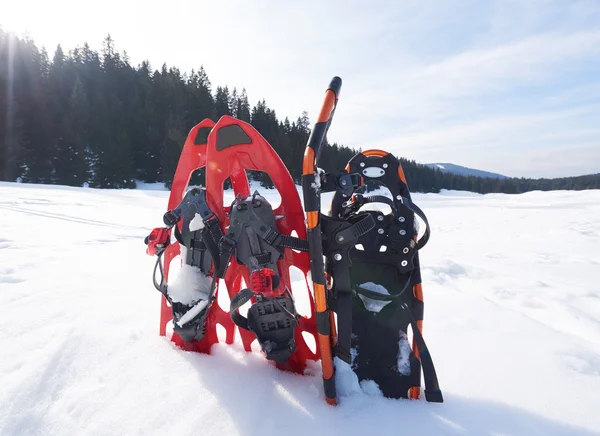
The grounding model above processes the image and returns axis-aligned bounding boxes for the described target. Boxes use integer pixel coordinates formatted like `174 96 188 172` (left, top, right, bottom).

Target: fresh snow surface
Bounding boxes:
1 182 600 436
133 181 169 191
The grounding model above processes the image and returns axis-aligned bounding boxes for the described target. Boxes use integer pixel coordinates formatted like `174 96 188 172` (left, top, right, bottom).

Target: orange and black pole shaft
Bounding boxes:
302 76 342 406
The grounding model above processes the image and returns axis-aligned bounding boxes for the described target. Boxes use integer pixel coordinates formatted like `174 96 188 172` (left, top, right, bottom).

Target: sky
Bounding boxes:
2 0 599 178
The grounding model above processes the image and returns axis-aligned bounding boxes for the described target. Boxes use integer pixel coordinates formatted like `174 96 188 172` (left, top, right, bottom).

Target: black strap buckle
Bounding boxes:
320 170 361 196
262 228 279 245
163 210 179 228
221 234 237 248
337 172 357 197
163 187 216 229
203 214 220 231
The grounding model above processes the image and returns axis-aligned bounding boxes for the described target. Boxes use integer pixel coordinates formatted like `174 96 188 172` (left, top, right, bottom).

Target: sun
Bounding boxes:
1 1 100 56
0 3 28 35
0 4 17 29
0 2 55 42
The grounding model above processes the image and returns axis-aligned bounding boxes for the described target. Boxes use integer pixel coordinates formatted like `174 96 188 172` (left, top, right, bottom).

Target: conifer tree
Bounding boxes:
215 86 232 118
53 77 90 186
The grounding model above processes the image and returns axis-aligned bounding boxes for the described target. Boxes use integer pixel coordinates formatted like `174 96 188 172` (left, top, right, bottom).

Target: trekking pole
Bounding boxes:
302 76 342 405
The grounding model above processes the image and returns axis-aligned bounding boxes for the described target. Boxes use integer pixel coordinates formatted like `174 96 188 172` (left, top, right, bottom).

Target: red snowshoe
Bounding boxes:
145 116 318 373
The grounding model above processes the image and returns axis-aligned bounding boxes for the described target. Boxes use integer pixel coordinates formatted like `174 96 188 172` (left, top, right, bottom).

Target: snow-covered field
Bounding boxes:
1 181 599 436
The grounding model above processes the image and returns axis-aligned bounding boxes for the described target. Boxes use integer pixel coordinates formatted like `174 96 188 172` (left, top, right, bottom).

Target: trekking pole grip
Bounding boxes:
327 76 342 98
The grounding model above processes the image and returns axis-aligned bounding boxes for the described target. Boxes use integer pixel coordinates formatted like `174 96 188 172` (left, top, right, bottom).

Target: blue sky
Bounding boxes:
3 0 599 177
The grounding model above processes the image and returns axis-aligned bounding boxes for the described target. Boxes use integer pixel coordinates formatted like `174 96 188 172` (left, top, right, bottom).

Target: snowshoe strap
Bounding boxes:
173 225 185 245
332 214 376 244
229 287 255 330
260 227 310 252
399 196 431 250
399 302 443 402
200 216 225 268
152 250 171 301
343 194 430 250
215 234 236 278
161 186 224 268
333 291 353 365
322 214 376 365
342 194 398 217
360 195 398 212
353 281 412 301
328 249 354 366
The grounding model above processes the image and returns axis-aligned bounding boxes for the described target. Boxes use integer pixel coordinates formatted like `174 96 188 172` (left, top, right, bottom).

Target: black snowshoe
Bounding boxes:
302 77 443 405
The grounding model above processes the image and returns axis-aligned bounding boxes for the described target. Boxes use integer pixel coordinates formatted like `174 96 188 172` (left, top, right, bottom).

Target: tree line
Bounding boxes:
396 159 600 194
1 29 598 194
0 31 355 189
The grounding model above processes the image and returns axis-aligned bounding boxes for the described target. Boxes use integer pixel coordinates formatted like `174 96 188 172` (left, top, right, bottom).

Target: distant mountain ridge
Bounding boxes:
425 163 508 179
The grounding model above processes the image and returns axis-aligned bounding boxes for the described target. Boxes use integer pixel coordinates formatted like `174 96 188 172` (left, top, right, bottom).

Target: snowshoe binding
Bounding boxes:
202 115 317 373
224 192 301 364
302 77 443 405
158 185 221 342
145 119 235 353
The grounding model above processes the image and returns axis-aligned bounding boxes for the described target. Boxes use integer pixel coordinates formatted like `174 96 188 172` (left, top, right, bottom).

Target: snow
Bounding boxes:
167 262 212 305
134 180 169 191
188 213 205 232
1 181 600 436
334 357 361 396
397 332 411 376
311 168 325 192
176 300 209 327
357 282 392 313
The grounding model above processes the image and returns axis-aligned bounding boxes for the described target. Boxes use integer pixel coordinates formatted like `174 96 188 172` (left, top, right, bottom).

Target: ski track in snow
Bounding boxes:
1 181 600 435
